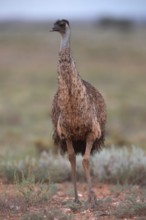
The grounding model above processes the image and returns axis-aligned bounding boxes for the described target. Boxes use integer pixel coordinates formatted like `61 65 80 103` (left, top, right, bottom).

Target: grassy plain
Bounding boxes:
0 22 146 156
0 21 146 219
0 23 146 149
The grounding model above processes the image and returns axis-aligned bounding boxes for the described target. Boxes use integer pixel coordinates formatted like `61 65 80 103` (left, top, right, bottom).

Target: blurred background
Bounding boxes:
0 0 146 158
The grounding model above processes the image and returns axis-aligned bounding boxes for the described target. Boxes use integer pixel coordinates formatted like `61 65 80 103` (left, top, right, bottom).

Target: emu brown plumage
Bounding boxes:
50 19 106 207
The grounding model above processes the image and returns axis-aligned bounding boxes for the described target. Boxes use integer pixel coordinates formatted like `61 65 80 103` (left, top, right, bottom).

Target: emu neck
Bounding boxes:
60 30 70 50
58 47 87 114
58 27 87 108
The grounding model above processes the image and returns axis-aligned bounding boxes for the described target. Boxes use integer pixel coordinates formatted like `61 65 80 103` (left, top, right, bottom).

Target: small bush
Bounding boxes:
18 179 53 205
92 146 146 185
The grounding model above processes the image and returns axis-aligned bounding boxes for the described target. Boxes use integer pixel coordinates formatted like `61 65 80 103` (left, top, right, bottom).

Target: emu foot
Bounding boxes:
88 190 97 209
74 197 81 205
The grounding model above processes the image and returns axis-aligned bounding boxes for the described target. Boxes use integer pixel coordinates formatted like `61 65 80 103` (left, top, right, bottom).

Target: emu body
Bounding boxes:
50 19 106 207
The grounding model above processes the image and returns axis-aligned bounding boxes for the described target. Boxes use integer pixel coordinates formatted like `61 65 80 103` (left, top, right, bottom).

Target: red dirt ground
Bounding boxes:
0 181 140 220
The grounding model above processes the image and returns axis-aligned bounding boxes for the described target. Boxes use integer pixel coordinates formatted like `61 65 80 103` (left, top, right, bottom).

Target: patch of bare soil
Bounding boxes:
0 181 142 220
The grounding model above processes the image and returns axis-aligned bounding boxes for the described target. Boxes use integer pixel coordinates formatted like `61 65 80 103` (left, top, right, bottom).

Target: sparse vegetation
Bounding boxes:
113 187 146 218
0 146 146 186
0 177 56 212
17 176 55 205
21 210 72 220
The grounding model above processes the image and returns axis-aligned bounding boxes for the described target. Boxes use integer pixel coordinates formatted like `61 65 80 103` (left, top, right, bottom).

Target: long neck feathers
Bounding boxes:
57 25 89 115
60 28 71 50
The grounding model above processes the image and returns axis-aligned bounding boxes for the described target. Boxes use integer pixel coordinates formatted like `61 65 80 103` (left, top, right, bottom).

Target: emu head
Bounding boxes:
50 19 70 35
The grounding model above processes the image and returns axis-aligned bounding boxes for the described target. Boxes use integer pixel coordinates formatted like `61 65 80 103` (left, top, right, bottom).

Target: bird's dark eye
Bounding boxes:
60 23 65 27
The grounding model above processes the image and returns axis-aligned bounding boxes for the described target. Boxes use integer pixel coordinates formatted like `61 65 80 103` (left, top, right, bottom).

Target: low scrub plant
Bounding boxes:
17 176 54 205
113 193 146 218
92 146 146 185
0 146 146 185
0 178 57 215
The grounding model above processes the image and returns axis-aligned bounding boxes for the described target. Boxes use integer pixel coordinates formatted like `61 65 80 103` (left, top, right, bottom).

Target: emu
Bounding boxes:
50 19 106 207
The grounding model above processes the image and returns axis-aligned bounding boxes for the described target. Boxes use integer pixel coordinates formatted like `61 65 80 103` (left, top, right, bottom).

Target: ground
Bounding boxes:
0 181 144 220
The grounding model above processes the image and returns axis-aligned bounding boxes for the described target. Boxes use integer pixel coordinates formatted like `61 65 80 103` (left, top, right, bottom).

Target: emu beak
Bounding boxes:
49 25 59 32
49 26 58 32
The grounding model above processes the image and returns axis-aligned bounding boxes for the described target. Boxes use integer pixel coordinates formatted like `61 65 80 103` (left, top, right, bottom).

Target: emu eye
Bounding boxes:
60 23 65 27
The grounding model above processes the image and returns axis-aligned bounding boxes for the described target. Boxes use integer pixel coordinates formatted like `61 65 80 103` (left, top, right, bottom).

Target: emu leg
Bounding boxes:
66 140 80 203
82 140 97 208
